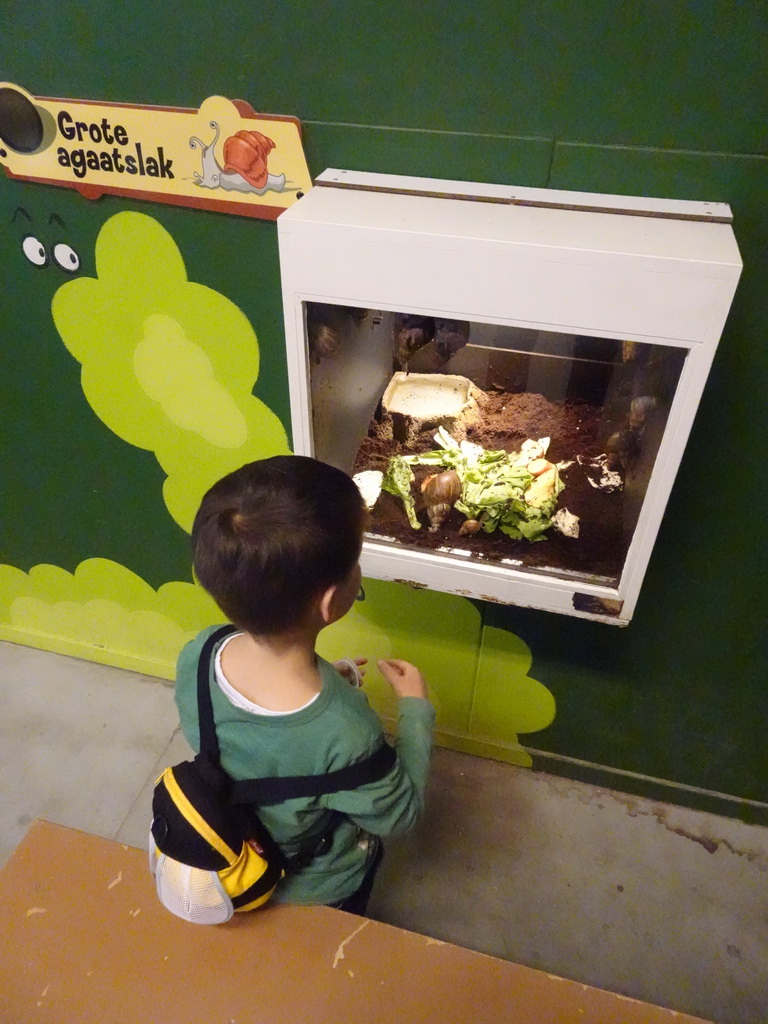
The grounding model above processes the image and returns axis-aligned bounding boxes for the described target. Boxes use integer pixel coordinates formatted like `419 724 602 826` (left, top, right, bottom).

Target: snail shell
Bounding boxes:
458 519 481 536
310 324 341 359
421 470 461 532
394 315 436 368
222 130 275 189
629 395 657 429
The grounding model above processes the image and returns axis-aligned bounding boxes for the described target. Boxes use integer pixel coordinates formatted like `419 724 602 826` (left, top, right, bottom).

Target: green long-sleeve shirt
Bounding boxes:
174 625 435 904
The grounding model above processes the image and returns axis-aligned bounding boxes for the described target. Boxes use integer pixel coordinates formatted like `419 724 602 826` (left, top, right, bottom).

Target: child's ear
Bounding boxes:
319 584 339 625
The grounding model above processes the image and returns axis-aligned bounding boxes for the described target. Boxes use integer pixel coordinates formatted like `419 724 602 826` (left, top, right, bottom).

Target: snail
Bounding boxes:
433 319 470 362
394 314 435 369
629 395 657 430
421 470 461 532
222 129 275 190
306 304 367 362
309 324 341 360
458 518 482 536
190 121 286 195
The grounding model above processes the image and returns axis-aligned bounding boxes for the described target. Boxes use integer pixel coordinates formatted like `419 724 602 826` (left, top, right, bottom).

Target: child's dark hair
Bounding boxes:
192 456 367 635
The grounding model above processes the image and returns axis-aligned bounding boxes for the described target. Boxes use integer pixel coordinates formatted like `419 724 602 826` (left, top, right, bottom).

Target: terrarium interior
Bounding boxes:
307 303 685 588
278 171 742 622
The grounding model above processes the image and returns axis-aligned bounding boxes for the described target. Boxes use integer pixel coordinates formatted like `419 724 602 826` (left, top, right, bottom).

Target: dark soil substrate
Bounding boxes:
352 391 631 583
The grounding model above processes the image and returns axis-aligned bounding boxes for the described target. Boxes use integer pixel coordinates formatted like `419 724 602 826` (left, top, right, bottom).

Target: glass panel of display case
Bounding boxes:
305 302 686 588
279 171 742 621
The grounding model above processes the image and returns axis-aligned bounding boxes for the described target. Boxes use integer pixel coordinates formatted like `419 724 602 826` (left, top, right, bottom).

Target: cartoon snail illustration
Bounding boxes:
190 121 286 195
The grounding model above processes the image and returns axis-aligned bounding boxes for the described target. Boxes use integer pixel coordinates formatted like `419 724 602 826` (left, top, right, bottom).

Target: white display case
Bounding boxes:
277 170 742 624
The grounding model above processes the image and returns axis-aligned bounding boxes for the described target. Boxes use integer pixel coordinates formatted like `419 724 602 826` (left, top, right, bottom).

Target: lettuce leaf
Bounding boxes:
400 429 564 542
382 455 421 530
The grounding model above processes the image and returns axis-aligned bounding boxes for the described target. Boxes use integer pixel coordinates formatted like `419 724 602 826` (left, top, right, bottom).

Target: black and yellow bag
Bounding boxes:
149 625 396 924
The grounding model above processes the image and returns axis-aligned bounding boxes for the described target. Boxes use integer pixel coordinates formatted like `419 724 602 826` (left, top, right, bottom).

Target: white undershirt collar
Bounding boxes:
214 631 321 717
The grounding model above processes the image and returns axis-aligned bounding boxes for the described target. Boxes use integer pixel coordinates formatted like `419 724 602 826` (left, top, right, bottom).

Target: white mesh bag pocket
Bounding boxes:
149 832 233 925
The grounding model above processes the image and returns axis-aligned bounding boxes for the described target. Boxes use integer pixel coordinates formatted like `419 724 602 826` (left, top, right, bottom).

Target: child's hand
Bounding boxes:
333 658 367 687
377 659 428 699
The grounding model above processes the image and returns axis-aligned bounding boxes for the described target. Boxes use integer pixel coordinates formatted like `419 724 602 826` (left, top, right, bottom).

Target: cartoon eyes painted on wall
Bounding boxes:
20 234 80 272
52 242 80 273
13 207 80 274
21 234 48 267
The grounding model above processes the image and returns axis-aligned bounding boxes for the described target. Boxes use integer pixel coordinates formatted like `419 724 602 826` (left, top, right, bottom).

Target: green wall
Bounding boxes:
2 2 766 820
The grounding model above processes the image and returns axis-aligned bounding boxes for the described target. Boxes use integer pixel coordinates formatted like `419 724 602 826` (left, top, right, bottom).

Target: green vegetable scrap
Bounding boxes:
385 427 564 542
381 455 421 530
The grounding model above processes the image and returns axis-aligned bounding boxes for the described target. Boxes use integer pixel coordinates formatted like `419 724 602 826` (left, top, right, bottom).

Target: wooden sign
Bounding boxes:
0 83 312 220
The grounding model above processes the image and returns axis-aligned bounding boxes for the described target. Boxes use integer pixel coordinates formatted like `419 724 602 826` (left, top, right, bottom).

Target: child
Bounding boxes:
175 454 435 913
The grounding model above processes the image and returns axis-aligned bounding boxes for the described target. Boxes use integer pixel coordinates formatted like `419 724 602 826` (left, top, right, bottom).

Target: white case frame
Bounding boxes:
278 170 742 624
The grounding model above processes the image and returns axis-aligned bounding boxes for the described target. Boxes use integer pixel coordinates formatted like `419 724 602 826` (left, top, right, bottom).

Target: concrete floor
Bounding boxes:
1 639 766 1024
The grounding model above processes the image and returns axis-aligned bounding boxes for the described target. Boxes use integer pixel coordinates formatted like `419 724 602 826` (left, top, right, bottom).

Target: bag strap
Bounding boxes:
196 625 398 804
230 741 397 806
196 624 239 766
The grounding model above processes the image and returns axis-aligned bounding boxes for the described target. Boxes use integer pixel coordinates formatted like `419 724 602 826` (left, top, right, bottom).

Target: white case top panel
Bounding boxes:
315 169 734 221
279 179 741 274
